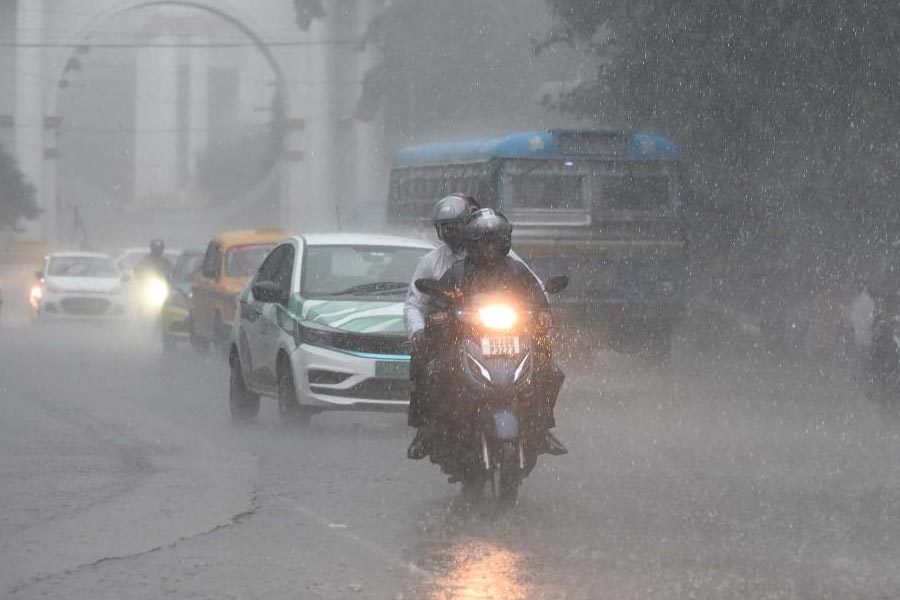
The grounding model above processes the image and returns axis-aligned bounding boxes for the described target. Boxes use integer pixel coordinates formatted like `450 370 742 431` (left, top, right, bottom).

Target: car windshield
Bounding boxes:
115 252 147 271
47 256 118 278
302 245 428 297
172 252 204 284
225 244 276 278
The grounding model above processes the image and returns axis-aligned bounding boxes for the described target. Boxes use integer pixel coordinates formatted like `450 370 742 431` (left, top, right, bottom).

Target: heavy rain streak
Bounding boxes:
3 1 900 598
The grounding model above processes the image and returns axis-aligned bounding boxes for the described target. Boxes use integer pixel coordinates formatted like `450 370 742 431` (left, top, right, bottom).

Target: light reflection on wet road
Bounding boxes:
426 539 531 600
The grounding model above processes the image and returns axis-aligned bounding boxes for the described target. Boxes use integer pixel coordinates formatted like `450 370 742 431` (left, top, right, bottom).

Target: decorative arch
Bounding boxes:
42 0 293 242
45 0 290 120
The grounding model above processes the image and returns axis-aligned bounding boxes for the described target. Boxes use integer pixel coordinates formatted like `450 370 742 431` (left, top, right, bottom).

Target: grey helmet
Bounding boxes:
431 194 479 252
150 238 165 257
464 208 512 266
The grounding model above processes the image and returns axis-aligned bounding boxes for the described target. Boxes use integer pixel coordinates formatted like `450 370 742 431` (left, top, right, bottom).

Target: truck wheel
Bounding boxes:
229 351 260 423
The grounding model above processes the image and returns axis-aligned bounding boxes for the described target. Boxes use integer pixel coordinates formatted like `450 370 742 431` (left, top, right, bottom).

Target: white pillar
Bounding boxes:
355 0 385 228
282 27 314 231
187 35 209 183
133 34 179 204
305 17 337 229
14 0 45 240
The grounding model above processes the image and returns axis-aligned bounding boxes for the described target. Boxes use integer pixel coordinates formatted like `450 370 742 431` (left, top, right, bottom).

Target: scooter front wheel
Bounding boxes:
490 442 521 509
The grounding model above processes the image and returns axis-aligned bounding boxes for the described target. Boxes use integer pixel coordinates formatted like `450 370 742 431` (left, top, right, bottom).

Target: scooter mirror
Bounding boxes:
545 275 569 294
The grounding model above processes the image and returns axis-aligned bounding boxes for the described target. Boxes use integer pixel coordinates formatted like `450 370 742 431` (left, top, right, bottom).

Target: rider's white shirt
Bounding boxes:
404 244 464 337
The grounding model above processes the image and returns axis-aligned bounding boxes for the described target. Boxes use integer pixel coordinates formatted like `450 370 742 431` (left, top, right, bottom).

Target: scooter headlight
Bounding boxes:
141 277 169 311
478 304 518 331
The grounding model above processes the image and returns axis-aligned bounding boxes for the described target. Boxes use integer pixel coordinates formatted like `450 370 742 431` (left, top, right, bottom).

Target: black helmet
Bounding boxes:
465 208 512 266
150 238 165 256
431 194 479 252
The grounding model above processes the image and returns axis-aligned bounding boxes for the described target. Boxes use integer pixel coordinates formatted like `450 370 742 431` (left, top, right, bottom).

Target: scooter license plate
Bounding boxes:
481 336 520 357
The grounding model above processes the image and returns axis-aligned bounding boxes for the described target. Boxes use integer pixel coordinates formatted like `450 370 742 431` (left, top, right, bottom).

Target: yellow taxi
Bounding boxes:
189 228 287 352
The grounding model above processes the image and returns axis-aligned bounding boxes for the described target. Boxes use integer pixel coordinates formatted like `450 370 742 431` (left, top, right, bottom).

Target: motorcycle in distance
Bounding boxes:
415 273 569 508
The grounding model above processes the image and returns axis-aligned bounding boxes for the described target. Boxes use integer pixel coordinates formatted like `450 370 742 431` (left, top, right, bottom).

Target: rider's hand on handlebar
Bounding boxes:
410 331 427 355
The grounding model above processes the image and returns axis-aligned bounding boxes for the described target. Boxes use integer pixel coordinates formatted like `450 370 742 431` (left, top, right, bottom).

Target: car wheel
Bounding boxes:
278 357 311 427
189 313 210 353
190 330 209 353
161 328 176 350
229 350 260 424
213 313 229 357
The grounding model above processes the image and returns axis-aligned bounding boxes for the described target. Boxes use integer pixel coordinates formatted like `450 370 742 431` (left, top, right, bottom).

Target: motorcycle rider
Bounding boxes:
134 238 174 280
436 208 567 455
405 194 480 459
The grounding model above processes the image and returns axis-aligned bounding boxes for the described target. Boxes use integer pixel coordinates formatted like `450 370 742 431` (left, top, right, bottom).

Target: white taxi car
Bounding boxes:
228 234 433 424
31 252 128 320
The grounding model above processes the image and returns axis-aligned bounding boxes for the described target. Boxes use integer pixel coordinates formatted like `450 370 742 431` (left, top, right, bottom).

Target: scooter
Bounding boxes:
416 274 568 507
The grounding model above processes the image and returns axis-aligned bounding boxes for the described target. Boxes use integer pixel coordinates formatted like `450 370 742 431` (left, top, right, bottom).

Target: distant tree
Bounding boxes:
0 142 40 232
356 0 562 143
540 1 900 267
295 1 565 147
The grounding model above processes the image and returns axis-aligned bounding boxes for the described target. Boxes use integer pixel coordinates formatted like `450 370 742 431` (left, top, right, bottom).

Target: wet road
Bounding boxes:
3 301 900 598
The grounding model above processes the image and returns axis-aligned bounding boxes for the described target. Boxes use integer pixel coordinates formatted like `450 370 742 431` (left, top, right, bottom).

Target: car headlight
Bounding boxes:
477 304 518 331
30 286 43 308
295 321 337 348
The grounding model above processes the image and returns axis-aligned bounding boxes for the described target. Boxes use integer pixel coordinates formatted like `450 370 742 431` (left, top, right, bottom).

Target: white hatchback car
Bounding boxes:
31 252 128 319
228 234 433 424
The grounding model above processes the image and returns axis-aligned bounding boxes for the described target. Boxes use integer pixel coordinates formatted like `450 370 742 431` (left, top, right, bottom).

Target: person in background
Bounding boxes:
134 238 174 281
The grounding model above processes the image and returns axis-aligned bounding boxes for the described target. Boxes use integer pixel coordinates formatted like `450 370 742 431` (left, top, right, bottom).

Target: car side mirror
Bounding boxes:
35 270 43 280
252 281 288 306
545 275 569 294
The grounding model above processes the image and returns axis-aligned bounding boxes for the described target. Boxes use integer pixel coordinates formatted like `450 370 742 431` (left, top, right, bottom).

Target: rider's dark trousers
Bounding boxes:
407 346 428 428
